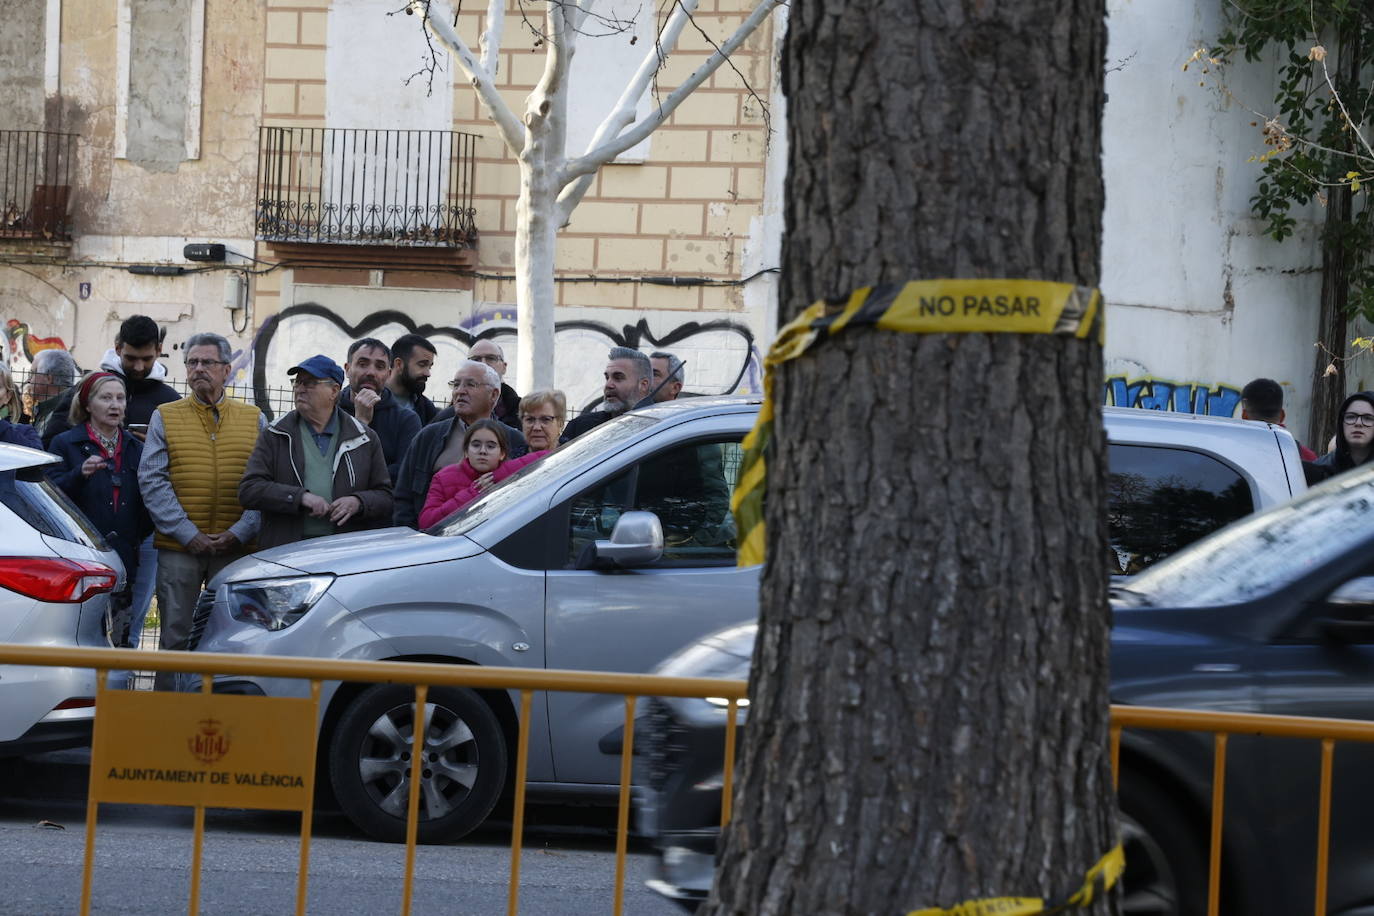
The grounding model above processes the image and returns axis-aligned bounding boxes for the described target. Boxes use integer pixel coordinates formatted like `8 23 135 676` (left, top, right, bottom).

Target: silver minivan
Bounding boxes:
193 398 1305 843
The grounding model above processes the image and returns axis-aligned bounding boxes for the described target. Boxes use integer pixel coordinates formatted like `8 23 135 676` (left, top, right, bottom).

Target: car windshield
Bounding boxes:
429 414 661 537
1126 466 1374 607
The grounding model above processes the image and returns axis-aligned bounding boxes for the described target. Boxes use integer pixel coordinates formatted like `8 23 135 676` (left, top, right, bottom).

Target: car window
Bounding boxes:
429 414 659 536
0 467 107 550
1125 469 1374 607
1108 444 1254 576
566 438 743 566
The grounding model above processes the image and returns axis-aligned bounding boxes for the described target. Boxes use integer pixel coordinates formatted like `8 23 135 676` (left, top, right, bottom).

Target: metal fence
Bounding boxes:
255 127 479 248
0 644 746 916
1 640 1371 915
0 130 77 241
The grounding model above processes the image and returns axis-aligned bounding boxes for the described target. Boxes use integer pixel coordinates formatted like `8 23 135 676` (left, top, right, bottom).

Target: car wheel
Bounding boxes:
1118 776 1208 916
329 684 507 843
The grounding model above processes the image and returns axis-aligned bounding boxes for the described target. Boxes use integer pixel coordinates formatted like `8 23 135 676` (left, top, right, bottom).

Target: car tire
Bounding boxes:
1118 774 1209 916
329 684 507 844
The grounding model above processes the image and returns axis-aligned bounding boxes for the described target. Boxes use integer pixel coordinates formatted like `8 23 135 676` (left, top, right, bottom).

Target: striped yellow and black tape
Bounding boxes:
731 279 1102 568
905 842 1125 916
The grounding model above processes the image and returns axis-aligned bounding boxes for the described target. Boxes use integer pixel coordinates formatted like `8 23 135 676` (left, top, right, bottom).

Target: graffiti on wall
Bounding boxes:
250 303 762 419
6 319 68 365
1103 375 1242 417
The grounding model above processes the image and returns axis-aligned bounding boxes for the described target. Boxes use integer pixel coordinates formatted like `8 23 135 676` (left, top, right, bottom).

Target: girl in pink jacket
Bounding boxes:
418 419 545 527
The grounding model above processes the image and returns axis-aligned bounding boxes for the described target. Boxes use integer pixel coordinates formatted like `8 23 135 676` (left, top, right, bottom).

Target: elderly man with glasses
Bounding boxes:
26 347 79 441
391 360 527 529
467 339 522 424
138 332 264 690
239 354 392 549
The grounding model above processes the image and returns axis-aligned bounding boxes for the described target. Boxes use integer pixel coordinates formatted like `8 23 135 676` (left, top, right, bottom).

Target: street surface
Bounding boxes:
0 753 681 915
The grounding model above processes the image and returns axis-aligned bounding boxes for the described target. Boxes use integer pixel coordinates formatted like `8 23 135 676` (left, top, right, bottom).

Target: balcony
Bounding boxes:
255 127 479 250
1 130 77 242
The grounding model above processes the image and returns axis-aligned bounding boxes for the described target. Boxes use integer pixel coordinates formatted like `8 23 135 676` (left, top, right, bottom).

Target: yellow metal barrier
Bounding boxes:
5 641 1372 916
1110 705 1374 916
0 643 745 916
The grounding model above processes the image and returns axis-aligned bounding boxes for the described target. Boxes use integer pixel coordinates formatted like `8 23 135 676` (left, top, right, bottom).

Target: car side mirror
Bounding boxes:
587 511 664 569
1321 576 1374 642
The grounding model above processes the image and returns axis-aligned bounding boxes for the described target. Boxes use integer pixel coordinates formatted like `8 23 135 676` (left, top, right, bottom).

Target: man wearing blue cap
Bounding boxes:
238 354 393 548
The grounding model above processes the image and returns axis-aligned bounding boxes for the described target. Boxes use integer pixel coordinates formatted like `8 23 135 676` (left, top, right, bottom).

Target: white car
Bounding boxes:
0 443 122 755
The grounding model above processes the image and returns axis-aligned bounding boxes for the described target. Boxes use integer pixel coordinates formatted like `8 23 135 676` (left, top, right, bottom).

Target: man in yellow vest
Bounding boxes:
138 333 264 690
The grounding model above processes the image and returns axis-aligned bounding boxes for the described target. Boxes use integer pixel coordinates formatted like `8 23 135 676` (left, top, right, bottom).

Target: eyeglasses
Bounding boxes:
448 378 491 390
1343 412 1374 427
185 358 228 369
291 376 330 389
521 415 558 427
471 353 504 364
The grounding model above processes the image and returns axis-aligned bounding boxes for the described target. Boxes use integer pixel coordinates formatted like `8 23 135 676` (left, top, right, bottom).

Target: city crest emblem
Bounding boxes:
187 718 231 765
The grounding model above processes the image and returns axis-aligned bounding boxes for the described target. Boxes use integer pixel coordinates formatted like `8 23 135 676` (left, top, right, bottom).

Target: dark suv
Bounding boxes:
638 412 1329 914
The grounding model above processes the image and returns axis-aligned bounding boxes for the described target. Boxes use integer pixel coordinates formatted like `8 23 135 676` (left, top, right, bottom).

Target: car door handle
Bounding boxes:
1192 663 1240 673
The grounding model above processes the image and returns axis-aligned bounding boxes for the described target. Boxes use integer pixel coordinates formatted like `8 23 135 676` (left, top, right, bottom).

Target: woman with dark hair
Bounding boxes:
418 419 545 527
47 372 152 646
1305 391 1374 486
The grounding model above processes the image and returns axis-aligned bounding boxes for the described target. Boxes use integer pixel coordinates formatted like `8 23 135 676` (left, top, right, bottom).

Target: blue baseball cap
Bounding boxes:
288 354 344 385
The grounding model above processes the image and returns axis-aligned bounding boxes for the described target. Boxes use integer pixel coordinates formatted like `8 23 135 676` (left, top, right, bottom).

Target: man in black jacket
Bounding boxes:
560 347 654 443
339 338 421 481
42 315 180 447
387 333 439 425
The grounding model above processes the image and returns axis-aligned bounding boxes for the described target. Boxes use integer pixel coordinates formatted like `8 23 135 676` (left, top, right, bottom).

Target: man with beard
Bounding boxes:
559 347 654 443
386 333 438 424
339 338 420 481
139 333 263 690
43 314 181 446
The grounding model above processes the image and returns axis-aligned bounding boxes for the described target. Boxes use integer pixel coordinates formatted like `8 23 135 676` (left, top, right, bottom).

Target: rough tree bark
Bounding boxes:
700 0 1118 914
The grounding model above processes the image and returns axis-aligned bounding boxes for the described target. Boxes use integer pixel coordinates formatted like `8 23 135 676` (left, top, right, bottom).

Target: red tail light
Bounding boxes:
0 557 118 603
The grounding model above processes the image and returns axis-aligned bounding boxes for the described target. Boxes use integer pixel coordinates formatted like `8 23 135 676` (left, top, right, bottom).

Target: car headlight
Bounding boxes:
225 576 333 631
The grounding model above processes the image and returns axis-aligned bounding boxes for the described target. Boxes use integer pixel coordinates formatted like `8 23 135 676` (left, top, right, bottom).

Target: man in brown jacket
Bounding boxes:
238 354 393 549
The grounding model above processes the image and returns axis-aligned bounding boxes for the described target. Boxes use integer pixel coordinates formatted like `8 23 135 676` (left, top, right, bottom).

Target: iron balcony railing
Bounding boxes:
255 127 479 248
0 130 77 242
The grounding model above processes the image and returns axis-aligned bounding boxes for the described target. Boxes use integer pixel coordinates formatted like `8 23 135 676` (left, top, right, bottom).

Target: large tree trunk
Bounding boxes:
701 0 1117 914
513 163 558 393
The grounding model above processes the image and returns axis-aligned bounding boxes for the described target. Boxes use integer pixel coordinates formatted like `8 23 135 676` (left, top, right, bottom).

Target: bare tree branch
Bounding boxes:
556 0 782 222
479 0 504 77
413 0 524 153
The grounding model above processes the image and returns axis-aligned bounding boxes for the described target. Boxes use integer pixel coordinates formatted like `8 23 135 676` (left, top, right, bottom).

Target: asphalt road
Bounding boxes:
0 752 684 915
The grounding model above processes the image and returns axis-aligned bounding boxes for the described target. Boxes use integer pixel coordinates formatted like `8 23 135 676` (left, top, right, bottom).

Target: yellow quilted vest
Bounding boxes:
154 395 261 551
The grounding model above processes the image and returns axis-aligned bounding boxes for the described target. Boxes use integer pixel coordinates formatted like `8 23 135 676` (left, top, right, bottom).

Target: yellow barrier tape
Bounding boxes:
906 843 1125 916
731 279 1102 567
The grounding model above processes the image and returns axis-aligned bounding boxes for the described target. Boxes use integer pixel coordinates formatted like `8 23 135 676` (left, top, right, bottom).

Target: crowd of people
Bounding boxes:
0 315 688 686
24 313 1372 686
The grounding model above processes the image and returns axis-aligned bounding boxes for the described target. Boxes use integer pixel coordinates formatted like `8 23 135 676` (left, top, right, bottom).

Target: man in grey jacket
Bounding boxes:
239 355 393 549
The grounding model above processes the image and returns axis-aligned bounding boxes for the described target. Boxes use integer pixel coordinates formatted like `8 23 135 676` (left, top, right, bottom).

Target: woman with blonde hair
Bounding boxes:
518 388 567 453
0 364 40 448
